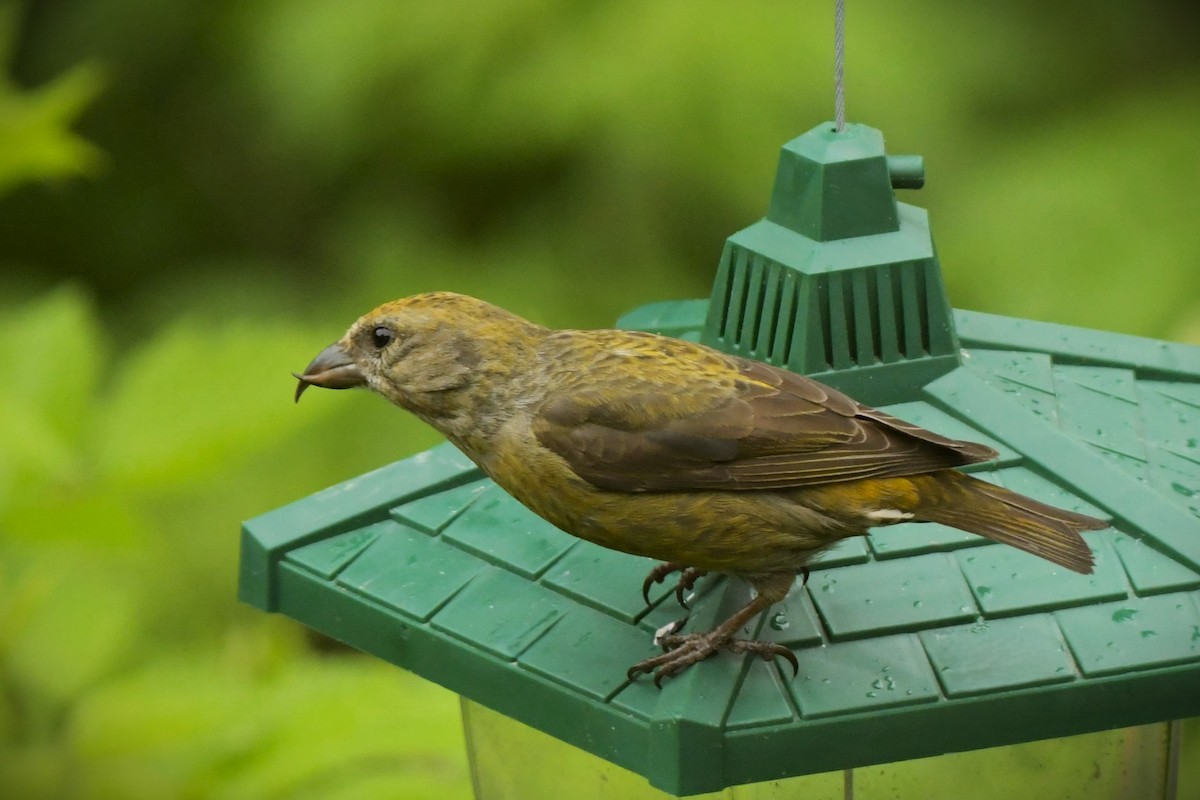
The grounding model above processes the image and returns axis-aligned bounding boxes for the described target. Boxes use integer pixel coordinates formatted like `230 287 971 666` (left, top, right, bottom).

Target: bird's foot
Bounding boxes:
627 630 799 688
641 563 709 609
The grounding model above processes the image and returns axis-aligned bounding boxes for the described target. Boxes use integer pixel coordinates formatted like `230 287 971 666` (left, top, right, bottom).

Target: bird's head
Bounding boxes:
294 292 543 433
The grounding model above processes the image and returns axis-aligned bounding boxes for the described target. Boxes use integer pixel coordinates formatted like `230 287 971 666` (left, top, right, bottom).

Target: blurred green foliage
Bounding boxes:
0 8 103 195
0 0 1197 797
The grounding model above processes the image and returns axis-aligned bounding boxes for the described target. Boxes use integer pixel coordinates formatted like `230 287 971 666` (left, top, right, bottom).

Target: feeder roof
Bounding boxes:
240 303 1200 796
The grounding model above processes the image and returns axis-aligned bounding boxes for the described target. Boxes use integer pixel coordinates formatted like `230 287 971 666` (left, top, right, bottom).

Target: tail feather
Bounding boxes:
914 472 1107 574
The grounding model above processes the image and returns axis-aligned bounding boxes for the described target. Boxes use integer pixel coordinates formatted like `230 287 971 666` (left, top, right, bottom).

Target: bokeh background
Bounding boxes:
2 1 1198 797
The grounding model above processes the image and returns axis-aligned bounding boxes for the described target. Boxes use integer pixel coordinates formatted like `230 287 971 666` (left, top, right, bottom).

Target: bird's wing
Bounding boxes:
532 352 997 493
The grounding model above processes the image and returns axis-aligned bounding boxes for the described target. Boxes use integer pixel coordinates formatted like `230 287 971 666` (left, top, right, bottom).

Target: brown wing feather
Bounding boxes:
534 347 997 493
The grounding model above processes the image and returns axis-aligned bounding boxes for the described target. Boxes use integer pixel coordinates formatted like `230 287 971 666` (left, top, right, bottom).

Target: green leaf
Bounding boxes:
3 549 143 706
95 319 336 489
2 488 145 548
938 79 1200 339
208 658 471 799
0 744 67 800
0 286 104 500
67 652 470 799
0 7 105 194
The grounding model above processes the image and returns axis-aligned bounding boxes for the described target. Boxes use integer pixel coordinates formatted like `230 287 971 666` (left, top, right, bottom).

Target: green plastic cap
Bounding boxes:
766 123 900 240
703 122 956 406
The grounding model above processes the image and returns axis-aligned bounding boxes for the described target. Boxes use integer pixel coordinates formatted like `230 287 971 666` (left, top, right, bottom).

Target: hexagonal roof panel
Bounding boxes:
240 304 1200 796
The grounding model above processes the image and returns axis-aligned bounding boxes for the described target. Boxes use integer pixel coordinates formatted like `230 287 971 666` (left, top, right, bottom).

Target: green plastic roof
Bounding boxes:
240 122 1200 795
240 306 1200 796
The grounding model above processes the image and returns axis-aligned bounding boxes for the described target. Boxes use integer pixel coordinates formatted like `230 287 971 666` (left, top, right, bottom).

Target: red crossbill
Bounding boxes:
295 292 1104 683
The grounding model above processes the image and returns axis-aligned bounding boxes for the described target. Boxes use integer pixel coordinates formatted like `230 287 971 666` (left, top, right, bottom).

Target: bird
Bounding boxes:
294 291 1106 684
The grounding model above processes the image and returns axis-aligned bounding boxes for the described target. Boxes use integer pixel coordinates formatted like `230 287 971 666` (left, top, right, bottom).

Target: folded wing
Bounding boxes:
533 354 997 493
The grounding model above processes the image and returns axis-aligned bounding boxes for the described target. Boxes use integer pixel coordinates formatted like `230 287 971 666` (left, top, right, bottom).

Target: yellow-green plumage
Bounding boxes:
295 291 1106 681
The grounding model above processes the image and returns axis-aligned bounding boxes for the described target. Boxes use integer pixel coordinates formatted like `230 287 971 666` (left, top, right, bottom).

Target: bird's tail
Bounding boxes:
911 471 1106 574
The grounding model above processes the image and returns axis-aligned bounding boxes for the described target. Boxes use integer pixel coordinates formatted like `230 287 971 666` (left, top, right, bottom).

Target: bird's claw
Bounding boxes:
727 638 799 677
627 633 799 687
640 563 709 609
672 567 707 609
641 562 679 605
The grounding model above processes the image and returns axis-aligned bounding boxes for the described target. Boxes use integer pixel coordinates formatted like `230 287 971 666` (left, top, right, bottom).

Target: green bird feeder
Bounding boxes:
240 121 1200 797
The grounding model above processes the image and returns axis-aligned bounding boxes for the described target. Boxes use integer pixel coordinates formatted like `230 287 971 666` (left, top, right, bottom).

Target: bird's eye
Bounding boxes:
371 326 394 349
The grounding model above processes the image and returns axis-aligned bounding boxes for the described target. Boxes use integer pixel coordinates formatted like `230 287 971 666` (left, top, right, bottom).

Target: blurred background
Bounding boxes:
1 0 1197 797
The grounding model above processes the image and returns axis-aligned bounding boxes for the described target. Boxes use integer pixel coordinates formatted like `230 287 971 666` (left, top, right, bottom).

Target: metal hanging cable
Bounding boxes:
834 0 846 132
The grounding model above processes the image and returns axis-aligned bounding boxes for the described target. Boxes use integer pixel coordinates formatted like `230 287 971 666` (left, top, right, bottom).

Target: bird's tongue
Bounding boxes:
293 342 365 401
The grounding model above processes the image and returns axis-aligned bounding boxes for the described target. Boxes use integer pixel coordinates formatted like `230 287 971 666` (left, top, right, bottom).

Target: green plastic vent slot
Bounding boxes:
702 122 958 405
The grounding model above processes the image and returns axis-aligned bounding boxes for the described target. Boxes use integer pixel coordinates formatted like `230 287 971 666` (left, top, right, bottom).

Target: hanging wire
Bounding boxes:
834 0 846 132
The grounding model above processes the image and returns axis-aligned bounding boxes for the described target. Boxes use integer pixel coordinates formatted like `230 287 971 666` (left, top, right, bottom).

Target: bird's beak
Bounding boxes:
293 342 366 402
